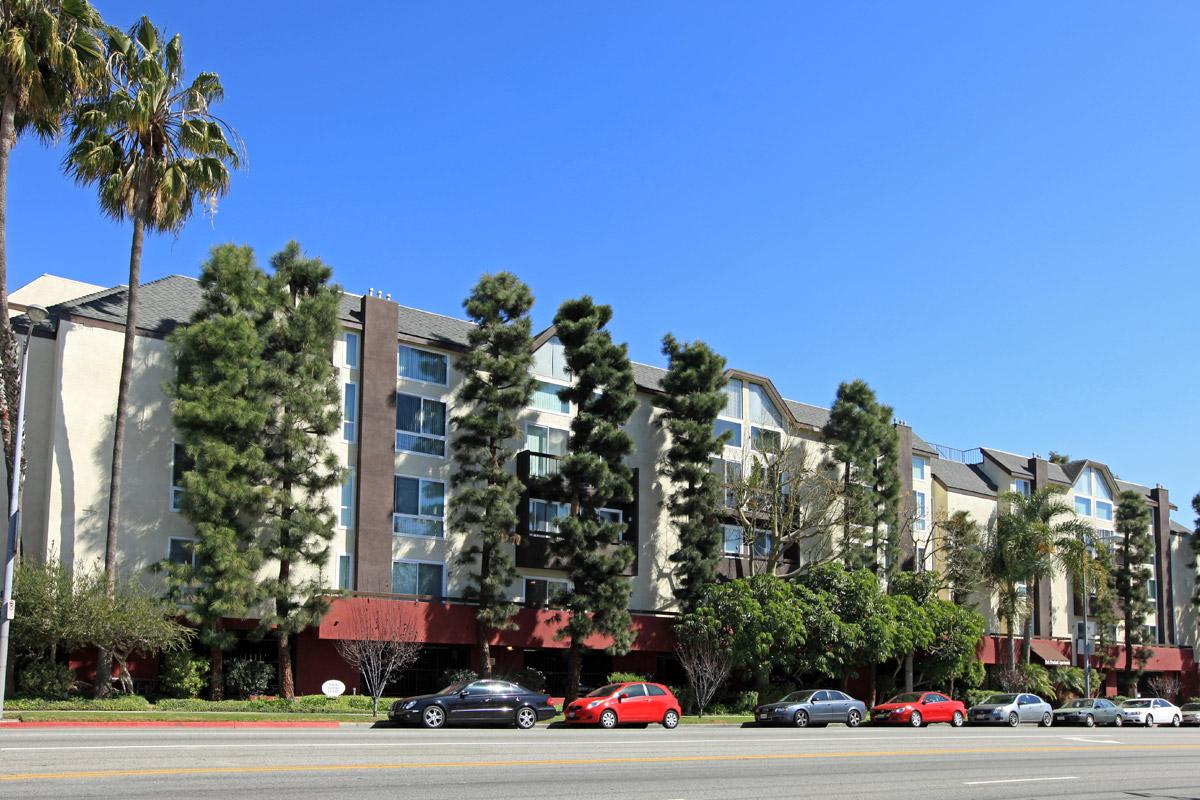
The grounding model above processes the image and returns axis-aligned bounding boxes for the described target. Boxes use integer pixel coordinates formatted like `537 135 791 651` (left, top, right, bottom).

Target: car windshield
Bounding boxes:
1062 699 1093 709
586 683 624 698
1123 700 1151 708
984 694 1018 704
887 693 923 704
1182 704 1200 712
780 691 816 703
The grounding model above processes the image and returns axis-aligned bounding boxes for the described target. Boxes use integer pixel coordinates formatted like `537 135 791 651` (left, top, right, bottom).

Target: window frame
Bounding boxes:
395 392 448 457
343 330 360 369
397 344 449 386
392 475 446 538
522 576 571 608
166 536 198 569
390 558 446 598
342 381 358 442
528 498 571 535
168 441 189 513
721 523 742 556
912 456 927 482
339 468 355 529
338 553 353 590
530 379 571 416
913 490 927 532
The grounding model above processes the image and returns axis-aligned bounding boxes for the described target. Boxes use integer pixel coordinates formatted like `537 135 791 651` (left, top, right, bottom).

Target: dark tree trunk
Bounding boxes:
477 541 492 677
277 631 293 699
1022 610 1033 664
210 644 224 700
903 650 914 692
276 551 294 699
565 640 582 704
477 623 492 678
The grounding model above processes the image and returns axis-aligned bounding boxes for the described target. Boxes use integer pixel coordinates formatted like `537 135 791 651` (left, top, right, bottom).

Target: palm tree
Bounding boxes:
64 16 241 695
0 0 104 485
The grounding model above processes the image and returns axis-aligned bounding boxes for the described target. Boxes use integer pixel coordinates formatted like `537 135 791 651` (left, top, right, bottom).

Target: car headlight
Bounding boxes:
403 701 417 710
992 709 1002 717
587 700 602 709
901 706 913 713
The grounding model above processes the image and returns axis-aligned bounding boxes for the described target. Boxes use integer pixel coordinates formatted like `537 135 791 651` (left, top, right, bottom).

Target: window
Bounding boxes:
524 577 570 608
646 684 666 697
916 546 927 573
1095 501 1113 521
532 336 570 381
752 530 771 558
912 456 927 482
339 469 355 528
526 423 568 477
714 418 742 448
529 499 570 534
531 381 570 414
723 378 743 418
169 442 191 512
1075 496 1092 517
393 476 445 537
722 524 742 555
1014 479 1031 497
748 384 783 427
343 382 357 441
398 345 448 385
396 393 447 456
597 508 626 540
751 426 781 453
914 491 927 531
167 537 197 568
620 684 647 698
1145 625 1158 644
391 560 443 597
1073 467 1114 518
338 554 352 590
1148 578 1157 604
712 458 742 508
812 690 830 702
343 331 360 369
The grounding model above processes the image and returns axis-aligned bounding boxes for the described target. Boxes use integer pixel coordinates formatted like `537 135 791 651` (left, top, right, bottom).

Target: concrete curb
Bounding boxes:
11 720 344 728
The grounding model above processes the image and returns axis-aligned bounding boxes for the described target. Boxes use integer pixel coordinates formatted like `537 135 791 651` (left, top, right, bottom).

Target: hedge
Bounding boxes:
156 695 392 713
4 695 153 711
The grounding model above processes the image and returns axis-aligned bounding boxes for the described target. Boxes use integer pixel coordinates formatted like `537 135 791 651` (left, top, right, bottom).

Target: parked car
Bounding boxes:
871 691 966 727
388 679 558 729
968 693 1053 727
1180 703 1200 726
754 689 867 728
1119 698 1182 727
563 681 682 729
1052 697 1124 727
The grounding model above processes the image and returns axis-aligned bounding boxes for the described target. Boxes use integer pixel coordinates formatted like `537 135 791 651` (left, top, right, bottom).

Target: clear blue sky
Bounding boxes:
9 2 1199 523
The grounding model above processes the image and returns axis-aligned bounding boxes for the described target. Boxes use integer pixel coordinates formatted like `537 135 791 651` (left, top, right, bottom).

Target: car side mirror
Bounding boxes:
459 690 469 698
616 694 625 702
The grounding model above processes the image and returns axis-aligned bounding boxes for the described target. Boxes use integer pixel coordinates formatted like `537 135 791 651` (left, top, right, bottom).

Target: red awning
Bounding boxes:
1029 639 1071 667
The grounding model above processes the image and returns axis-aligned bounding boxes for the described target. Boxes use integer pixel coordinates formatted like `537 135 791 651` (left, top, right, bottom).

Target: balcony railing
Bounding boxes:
931 443 983 464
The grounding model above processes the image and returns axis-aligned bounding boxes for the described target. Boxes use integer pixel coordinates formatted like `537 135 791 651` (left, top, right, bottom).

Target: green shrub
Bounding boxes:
606 672 646 684
438 667 477 688
224 659 274 699
507 667 547 693
1113 695 1129 704
965 689 998 708
757 683 798 705
159 652 209 699
1019 664 1054 698
16 660 74 699
6 695 152 711
731 690 759 715
1051 666 1086 699
668 685 694 714
707 703 730 715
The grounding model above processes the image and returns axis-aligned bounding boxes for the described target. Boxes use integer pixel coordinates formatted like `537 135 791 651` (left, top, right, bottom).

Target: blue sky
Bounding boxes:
9 2 1199 523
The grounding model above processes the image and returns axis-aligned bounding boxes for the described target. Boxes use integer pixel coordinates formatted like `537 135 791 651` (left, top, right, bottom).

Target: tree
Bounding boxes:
79 573 192 694
255 242 342 699
1048 451 1070 465
334 599 422 717
163 244 271 698
1112 489 1154 694
64 16 241 695
0 0 104 483
10 556 87 661
1191 493 1200 612
449 272 536 676
659 335 727 612
672 618 733 717
931 511 985 606
821 380 898 573
550 297 638 703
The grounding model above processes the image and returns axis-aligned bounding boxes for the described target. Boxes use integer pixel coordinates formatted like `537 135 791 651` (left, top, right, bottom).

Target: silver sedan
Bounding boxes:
968 692 1054 727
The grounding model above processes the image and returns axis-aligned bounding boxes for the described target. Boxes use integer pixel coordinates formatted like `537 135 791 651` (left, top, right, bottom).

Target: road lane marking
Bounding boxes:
1060 736 1120 744
964 776 1078 785
4 743 1200 783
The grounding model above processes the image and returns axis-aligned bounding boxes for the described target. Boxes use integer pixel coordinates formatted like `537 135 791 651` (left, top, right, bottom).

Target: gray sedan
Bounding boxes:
968 693 1053 727
754 689 867 728
1053 697 1124 727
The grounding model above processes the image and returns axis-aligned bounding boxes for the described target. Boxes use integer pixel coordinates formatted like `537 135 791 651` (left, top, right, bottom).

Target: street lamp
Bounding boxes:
0 303 49 720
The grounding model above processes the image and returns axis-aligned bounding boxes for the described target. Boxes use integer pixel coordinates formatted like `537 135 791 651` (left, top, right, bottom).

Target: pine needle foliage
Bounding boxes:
1112 489 1154 692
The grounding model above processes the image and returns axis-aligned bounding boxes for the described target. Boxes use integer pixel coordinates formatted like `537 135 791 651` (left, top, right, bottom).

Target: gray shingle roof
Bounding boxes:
980 448 1034 478
1115 479 1153 500
911 433 937 456
931 459 998 497
1171 519 1193 535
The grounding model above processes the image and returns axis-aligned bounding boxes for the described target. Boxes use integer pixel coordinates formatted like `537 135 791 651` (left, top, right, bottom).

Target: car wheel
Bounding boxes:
951 711 964 728
1145 714 1156 728
793 709 810 728
846 709 862 728
1084 714 1095 728
1007 711 1020 728
421 705 446 729
600 709 618 729
515 707 538 730
1172 715 1181 728
1112 715 1122 728
1039 712 1053 728
909 711 923 728
662 710 680 729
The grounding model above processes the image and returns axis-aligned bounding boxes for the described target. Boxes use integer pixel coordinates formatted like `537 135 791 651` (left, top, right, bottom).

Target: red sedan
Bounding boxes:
871 691 966 727
563 681 682 729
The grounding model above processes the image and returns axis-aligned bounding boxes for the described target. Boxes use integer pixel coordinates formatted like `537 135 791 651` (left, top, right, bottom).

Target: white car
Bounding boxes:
1181 703 1200 726
1119 697 1182 727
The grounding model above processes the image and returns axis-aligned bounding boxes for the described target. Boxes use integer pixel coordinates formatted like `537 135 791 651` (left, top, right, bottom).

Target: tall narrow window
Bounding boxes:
396 393 447 456
343 382 357 441
914 491 927 531
398 345 448 385
169 442 192 512
343 331 360 369
391 561 443 597
722 524 742 555
393 476 445 537
529 499 570 533
525 424 568 477
339 469 355 528
912 456 927 481
167 537 197 567
338 554 353 590
747 384 783 427
532 337 570 381
723 378 743 418
1014 479 1031 497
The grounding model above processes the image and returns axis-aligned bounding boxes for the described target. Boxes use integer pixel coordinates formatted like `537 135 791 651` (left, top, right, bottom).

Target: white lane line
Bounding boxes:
964 777 1078 786
1060 736 1120 744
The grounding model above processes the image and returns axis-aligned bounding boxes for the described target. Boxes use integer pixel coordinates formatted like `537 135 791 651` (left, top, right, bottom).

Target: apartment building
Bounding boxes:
8 272 1198 696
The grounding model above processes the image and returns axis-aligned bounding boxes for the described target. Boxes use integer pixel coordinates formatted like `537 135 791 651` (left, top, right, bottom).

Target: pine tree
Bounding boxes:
1192 493 1200 612
1112 489 1153 694
449 272 537 677
256 241 343 699
659 334 727 612
165 244 270 699
871 402 901 579
551 297 638 703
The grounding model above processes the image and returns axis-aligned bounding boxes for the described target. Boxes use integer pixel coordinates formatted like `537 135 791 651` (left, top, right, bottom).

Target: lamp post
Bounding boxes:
0 304 49 720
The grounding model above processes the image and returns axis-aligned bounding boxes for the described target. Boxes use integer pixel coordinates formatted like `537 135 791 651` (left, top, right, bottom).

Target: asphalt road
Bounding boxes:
3 722 1200 799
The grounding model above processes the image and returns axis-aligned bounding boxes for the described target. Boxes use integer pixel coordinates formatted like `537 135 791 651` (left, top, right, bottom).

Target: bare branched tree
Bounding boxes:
674 627 733 717
1147 674 1180 703
334 599 423 717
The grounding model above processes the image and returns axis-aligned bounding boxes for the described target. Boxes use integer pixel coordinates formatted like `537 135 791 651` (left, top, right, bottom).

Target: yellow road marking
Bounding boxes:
4 743 1200 783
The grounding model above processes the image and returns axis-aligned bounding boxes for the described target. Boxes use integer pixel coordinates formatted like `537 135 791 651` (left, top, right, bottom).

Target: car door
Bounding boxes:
448 681 490 722
617 683 648 722
645 684 670 722
1017 695 1034 723
807 691 831 721
926 694 948 722
482 681 520 723
1097 699 1116 724
826 691 851 722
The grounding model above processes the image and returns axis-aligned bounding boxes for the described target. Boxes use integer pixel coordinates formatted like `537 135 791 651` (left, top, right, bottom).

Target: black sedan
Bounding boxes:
389 679 558 729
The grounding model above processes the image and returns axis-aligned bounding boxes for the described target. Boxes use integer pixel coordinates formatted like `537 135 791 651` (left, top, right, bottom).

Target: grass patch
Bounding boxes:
680 714 754 725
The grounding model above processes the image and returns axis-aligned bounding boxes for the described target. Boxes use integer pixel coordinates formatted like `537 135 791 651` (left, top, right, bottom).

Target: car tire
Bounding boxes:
1039 712 1053 728
1172 715 1181 728
1007 711 1020 728
910 711 923 728
951 711 964 728
515 707 538 730
1145 715 1155 728
663 710 680 729
421 705 446 729
1084 714 1095 728
1113 715 1123 728
600 709 618 729
793 709 810 728
847 709 862 728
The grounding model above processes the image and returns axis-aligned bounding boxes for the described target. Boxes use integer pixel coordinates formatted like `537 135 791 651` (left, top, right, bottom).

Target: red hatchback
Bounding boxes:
564 682 682 729
871 691 966 727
